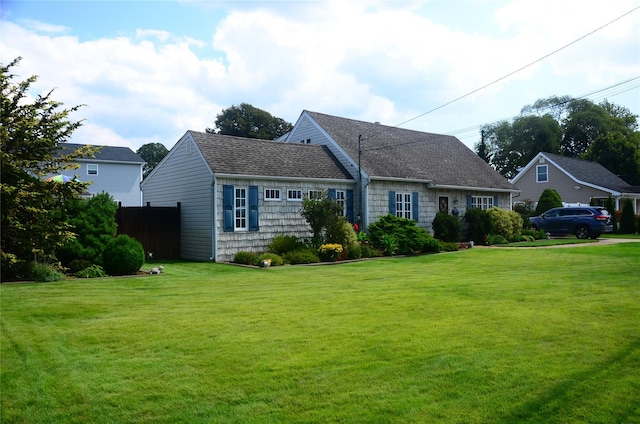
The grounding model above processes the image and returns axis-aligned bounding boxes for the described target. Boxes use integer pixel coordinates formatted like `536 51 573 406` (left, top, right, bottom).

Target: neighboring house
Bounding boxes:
143 111 517 262
59 143 145 206
511 152 640 213
141 131 355 262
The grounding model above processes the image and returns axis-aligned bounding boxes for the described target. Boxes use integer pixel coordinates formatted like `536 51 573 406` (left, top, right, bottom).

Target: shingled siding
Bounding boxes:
367 181 512 233
214 177 356 262
367 180 436 231
142 135 214 261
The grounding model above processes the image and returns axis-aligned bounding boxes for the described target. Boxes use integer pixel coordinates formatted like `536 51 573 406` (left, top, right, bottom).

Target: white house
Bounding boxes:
59 143 145 206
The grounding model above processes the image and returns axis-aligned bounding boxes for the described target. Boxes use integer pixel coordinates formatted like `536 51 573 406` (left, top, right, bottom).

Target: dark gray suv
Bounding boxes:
529 207 610 239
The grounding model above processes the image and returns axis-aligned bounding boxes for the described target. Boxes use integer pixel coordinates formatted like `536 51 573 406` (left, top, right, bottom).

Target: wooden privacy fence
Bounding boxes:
116 202 180 259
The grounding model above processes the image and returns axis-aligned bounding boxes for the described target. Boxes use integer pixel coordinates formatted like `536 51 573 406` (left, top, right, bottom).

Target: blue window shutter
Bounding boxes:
389 191 396 215
493 195 499 208
223 185 234 232
346 189 354 223
328 189 336 199
467 195 472 209
249 186 259 231
412 192 419 221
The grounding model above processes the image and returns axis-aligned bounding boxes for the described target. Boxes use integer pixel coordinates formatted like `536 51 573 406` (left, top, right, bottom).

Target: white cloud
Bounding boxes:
1 1 638 152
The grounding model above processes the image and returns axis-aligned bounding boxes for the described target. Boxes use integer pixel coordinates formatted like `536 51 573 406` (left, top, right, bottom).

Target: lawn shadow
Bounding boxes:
495 337 640 423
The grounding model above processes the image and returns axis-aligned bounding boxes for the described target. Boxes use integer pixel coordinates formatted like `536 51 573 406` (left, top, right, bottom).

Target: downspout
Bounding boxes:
211 176 217 262
358 134 363 226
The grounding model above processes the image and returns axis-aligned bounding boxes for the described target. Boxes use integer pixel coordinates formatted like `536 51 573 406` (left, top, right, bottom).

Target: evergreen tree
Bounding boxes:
1 57 98 279
535 189 563 215
619 199 637 234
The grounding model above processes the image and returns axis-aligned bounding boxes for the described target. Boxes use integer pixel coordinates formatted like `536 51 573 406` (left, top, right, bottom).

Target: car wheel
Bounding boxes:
576 225 589 239
531 224 538 231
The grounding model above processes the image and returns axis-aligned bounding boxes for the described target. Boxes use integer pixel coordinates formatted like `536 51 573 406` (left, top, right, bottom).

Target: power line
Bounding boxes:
448 77 640 138
361 5 640 145
364 76 640 152
449 77 640 143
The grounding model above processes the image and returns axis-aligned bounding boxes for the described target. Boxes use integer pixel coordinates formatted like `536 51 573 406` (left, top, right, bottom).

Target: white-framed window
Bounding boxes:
264 189 281 201
287 189 303 201
308 190 323 200
536 165 548 183
335 190 346 216
396 192 412 219
235 187 247 230
471 196 493 210
87 164 98 175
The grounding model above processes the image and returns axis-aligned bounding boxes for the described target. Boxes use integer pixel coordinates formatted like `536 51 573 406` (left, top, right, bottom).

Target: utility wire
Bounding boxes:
448 77 640 138
361 5 640 146
365 76 640 152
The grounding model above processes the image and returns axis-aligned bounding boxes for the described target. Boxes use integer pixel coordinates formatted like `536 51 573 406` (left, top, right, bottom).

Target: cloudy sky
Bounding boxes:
1 0 639 152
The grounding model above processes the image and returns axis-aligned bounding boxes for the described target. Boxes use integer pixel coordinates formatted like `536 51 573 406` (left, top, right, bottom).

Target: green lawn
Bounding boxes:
2 244 639 423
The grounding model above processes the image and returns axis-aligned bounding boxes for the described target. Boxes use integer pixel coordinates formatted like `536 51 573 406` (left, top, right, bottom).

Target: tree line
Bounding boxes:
475 96 640 184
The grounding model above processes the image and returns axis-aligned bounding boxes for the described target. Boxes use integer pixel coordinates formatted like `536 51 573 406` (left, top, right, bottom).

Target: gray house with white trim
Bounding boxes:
143 111 517 262
511 152 640 212
280 111 518 230
60 143 144 206
142 131 354 262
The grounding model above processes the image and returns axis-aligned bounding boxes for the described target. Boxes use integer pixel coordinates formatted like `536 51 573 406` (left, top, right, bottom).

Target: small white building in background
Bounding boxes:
59 143 145 206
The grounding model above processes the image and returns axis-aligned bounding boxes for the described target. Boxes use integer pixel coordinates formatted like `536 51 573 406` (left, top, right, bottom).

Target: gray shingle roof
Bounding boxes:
542 152 637 193
305 111 514 190
59 143 144 163
190 131 354 180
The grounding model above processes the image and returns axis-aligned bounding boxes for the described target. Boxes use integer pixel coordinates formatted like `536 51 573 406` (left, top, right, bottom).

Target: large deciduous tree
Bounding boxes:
477 96 640 183
479 115 561 179
1 57 97 279
137 142 168 178
207 103 293 140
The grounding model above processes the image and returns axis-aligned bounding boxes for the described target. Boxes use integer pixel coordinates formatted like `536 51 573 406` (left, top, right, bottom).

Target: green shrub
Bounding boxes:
267 235 304 256
359 243 381 258
619 199 637 234
487 234 509 245
431 212 462 242
464 208 491 244
283 249 320 264
422 237 441 253
318 244 343 262
381 234 398 256
488 207 523 242
438 242 459 252
513 199 535 224
233 251 258 265
256 253 284 266
28 262 65 282
535 189 562 215
326 219 358 252
74 264 107 278
368 214 436 255
522 228 546 240
57 192 118 266
102 235 145 276
68 259 93 274
345 243 362 260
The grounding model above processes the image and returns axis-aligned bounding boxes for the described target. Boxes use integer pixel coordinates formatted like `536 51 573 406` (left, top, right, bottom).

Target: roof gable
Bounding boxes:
59 143 144 163
302 111 514 190
513 152 633 193
190 131 353 180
